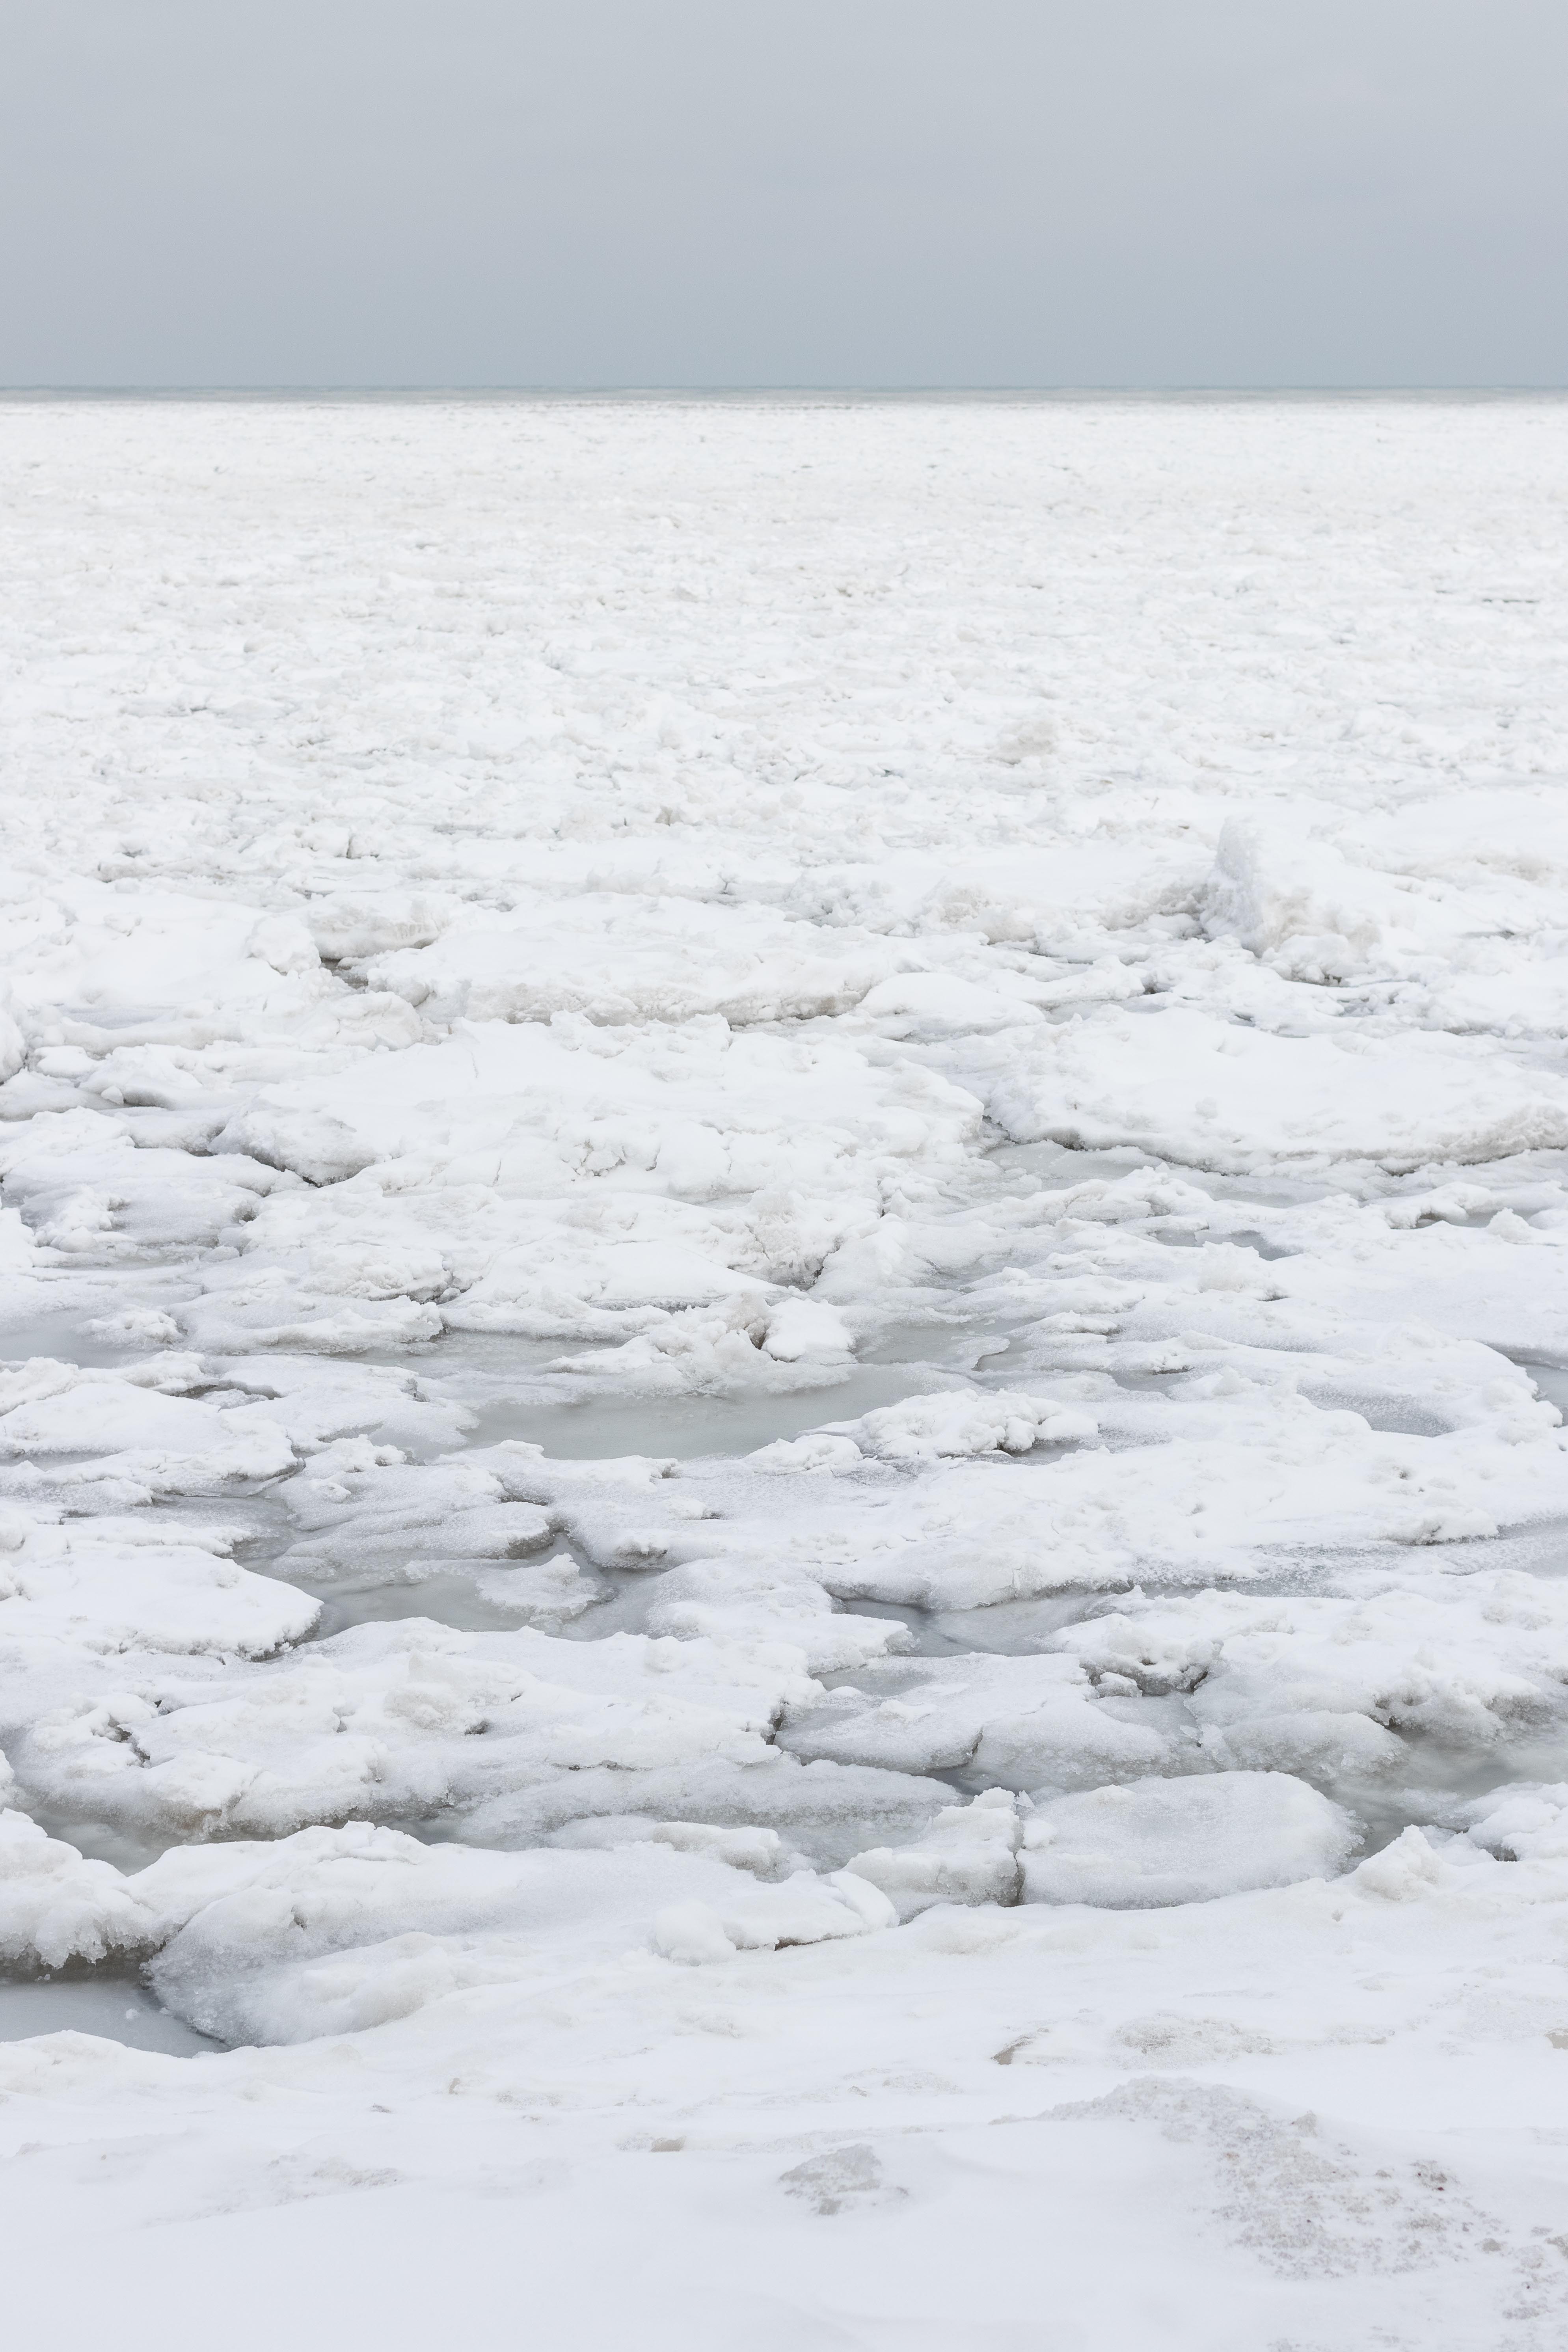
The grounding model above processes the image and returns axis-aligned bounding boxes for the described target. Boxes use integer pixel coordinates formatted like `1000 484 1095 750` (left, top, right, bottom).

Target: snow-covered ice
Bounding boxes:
5 393 1568 2347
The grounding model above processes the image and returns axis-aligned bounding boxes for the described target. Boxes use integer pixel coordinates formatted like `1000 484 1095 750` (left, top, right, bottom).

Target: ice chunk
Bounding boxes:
807 1387 1097 1463
212 1105 380 1187
1198 819 1400 981
985 1002 1568 1173
759 1296 853 1362
0 1808 159 1970
652 1868 895 1963
1020 1773 1358 1907
1462 1783 1568 1864
1345 1824 1447 1901
360 892 905 1029
846 1788 1025 1920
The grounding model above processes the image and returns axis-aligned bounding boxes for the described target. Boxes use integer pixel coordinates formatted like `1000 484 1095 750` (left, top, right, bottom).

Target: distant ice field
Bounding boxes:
5 396 1568 2348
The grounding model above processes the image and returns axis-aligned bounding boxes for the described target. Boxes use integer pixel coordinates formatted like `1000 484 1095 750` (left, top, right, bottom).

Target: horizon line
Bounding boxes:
3 381 1567 401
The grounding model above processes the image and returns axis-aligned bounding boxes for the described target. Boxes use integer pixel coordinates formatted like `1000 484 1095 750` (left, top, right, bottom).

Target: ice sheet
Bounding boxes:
5 393 1568 2345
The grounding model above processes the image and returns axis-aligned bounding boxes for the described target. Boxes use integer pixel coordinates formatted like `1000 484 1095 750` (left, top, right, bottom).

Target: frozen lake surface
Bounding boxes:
4 394 1568 2347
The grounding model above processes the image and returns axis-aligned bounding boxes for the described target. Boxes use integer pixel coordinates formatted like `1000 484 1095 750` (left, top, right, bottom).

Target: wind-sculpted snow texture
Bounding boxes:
4 396 1568 2348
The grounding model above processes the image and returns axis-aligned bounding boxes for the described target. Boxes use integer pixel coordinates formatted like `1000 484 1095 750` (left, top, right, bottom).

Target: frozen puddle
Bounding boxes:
0 1978 219 2057
458 1362 963 1458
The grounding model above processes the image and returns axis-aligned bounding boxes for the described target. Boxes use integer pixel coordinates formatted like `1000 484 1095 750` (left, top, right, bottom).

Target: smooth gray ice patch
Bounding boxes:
1297 1386 1459 1436
982 1138 1345 1211
825 1598 988 1660
345 1331 621 1376
294 1570 567 1640
924 1592 1125 1656
258 1531 652 1643
1421 1522 1568 1581
295 1560 645 1642
0 1313 159 1369
814 1591 1109 1669
1523 1364 1568 1411
21 1806 181 1875
0 1976 220 2056
983 1140 1155 1189
1361 1728 1568 1823
858 1319 1021 1371
461 1365 962 1460
1148 1225 1298 1262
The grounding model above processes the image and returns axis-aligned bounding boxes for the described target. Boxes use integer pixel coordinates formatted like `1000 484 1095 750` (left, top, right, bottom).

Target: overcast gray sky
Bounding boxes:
2 0 1565 387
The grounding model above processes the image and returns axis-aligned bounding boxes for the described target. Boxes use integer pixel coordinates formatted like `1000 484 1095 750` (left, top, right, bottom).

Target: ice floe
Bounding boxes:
6 395 1568 2343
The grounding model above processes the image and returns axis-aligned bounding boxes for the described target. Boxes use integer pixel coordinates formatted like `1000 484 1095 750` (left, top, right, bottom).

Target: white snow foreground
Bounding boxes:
4 397 1568 2346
